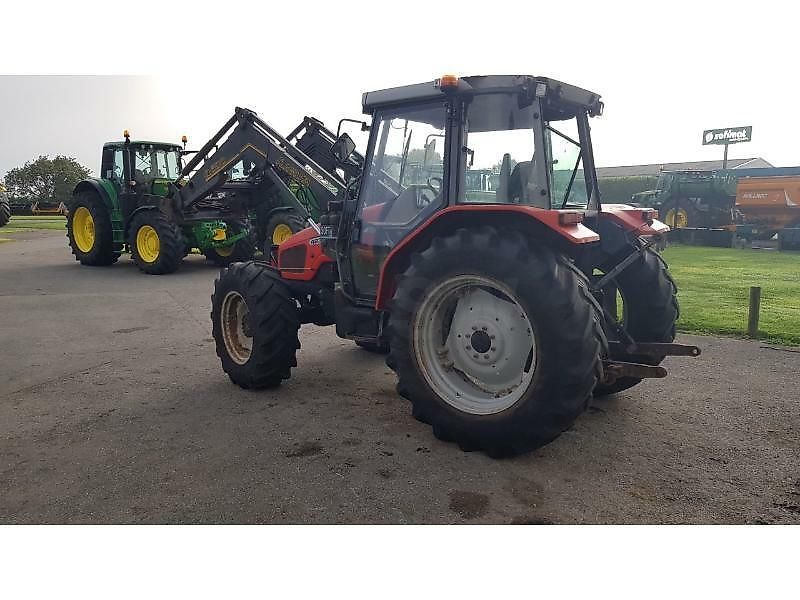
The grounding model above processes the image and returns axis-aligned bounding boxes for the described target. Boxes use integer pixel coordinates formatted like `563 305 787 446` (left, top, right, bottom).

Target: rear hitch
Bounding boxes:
601 360 667 384
608 341 701 358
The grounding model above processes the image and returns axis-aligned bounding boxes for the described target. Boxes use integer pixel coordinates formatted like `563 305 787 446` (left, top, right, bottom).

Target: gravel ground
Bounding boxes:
1 230 798 524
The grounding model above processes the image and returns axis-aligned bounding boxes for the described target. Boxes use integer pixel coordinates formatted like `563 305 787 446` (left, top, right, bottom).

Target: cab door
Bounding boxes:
346 101 451 299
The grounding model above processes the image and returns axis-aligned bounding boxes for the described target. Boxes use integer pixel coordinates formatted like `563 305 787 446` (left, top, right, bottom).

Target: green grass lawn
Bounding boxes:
662 245 800 346
3 215 66 230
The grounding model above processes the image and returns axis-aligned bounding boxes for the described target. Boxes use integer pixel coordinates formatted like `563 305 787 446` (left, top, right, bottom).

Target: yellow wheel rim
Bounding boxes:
272 223 294 245
215 244 235 257
136 225 160 263
664 208 688 229
72 206 96 253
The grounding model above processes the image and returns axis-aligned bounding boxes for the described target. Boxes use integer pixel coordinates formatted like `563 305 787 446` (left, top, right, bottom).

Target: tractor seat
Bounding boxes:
508 161 532 203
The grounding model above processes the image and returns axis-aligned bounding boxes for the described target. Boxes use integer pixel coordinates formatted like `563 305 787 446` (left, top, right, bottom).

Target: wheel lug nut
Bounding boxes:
490 334 495 339
491 347 496 352
482 326 487 331
473 354 479 359
471 326 478 331
483 354 489 359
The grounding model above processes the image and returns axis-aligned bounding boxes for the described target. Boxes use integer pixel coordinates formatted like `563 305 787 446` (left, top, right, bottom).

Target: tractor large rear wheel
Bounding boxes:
66 191 120 266
129 210 184 275
594 248 679 396
386 227 607 457
211 262 300 389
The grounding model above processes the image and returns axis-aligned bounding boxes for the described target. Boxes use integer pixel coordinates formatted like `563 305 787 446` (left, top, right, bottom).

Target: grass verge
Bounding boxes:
662 245 800 346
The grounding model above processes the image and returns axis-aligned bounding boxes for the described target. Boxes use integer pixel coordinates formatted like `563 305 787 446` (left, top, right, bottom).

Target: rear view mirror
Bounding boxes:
331 133 356 163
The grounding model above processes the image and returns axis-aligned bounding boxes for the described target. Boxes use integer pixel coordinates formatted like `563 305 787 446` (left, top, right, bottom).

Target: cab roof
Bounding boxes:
362 74 603 120
103 141 182 151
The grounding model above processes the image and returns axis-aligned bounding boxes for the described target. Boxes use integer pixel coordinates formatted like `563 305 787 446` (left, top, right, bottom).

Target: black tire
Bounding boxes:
594 248 679 396
66 190 120 266
0 198 10 227
211 261 300 389
203 235 256 267
386 226 607 457
263 210 306 249
128 210 184 275
355 339 390 354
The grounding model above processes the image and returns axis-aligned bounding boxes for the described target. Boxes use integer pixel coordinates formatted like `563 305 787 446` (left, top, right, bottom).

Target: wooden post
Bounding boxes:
747 286 761 337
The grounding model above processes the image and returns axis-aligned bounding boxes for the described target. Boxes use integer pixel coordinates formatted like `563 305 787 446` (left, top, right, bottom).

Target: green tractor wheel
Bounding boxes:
66 191 120 265
263 210 306 250
128 210 184 275
203 235 256 267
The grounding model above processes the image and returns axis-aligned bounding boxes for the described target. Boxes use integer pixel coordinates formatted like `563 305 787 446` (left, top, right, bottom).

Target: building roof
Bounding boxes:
597 157 774 178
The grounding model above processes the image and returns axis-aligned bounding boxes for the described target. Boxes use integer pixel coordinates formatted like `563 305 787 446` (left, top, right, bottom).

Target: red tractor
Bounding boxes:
210 75 699 457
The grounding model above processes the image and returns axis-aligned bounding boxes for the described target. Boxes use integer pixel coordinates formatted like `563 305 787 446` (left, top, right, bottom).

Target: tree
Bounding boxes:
405 147 442 166
4 155 91 207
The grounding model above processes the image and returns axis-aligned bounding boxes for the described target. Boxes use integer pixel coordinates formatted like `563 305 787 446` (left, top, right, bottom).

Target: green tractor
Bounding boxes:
0 184 10 227
67 133 256 274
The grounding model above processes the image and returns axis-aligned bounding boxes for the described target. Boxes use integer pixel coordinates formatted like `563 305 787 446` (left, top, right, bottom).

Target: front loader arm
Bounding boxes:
173 107 345 218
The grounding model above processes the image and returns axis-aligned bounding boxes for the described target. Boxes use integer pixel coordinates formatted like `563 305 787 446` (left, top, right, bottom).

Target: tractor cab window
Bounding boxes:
545 116 589 209
460 94 544 207
132 147 182 186
351 102 448 297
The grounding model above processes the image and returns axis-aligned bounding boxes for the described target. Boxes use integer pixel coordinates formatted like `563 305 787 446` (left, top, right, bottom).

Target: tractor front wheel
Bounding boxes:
129 210 184 275
386 227 607 457
66 191 120 266
211 262 300 389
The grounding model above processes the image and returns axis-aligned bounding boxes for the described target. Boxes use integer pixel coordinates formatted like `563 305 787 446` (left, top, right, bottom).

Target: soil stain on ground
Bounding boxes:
448 490 490 520
284 442 324 458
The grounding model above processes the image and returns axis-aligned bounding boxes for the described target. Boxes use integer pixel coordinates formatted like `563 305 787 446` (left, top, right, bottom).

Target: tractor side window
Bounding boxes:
164 151 181 180
545 117 589 209
113 150 125 183
460 94 543 207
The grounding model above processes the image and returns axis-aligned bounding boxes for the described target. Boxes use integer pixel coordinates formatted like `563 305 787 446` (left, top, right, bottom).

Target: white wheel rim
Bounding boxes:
413 275 536 415
221 291 252 365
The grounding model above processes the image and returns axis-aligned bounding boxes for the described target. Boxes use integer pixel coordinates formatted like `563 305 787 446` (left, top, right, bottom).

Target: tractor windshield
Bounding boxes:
133 146 182 183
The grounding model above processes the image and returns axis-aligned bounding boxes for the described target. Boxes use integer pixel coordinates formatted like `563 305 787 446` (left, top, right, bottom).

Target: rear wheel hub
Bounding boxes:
414 275 536 415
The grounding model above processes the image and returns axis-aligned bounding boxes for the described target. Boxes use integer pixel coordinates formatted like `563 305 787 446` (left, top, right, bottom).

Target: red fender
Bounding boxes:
599 203 669 235
374 205 600 310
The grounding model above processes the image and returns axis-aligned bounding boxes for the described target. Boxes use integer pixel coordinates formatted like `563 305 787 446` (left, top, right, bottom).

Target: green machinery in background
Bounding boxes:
631 167 800 229
66 110 364 274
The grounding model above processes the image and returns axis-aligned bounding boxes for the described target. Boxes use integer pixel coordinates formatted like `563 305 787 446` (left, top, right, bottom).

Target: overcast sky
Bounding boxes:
1 1 796 180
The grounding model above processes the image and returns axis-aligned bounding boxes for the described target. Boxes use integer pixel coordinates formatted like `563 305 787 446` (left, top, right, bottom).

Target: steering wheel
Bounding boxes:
427 176 443 195
415 177 443 208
